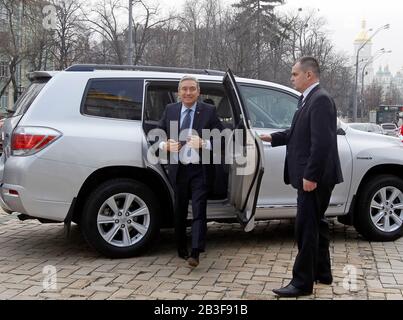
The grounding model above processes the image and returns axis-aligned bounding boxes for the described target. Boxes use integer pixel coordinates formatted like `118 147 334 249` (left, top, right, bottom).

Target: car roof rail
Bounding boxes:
65 64 226 76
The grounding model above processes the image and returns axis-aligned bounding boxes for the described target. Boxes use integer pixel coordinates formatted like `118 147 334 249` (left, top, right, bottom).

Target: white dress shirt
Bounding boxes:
159 103 211 153
300 82 319 108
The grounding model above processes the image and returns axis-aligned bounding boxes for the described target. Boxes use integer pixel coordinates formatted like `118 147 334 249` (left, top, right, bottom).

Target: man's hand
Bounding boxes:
303 179 317 192
165 139 182 153
259 134 272 142
187 135 204 149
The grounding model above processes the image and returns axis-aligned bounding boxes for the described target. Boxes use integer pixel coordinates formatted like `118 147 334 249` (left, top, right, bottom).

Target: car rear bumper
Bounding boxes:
0 155 12 213
0 154 86 222
0 187 12 213
0 182 72 221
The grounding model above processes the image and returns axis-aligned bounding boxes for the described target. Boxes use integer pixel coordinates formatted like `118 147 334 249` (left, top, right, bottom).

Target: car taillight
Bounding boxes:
11 127 62 156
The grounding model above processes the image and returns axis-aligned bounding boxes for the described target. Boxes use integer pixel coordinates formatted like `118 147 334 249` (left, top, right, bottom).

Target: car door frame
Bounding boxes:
223 69 264 232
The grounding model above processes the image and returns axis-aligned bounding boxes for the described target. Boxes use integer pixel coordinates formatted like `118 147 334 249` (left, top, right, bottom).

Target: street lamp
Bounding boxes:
360 48 392 119
127 0 133 65
352 23 390 122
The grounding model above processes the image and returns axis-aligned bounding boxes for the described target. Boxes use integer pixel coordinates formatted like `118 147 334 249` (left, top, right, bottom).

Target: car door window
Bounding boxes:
12 81 47 116
144 81 234 128
82 79 143 120
239 85 298 129
145 87 173 121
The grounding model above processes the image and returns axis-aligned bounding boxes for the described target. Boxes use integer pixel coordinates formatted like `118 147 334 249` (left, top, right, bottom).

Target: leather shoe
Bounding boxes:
188 249 200 267
178 249 189 260
315 276 333 285
272 284 312 297
187 256 199 267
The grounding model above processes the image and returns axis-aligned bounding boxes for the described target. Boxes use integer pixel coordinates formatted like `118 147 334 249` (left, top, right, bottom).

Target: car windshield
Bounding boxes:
382 124 397 130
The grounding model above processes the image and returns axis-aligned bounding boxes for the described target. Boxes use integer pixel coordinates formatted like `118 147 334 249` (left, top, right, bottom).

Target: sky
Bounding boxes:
156 0 402 75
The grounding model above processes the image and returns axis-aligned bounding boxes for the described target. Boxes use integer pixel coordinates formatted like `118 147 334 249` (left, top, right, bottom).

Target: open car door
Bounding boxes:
223 69 264 232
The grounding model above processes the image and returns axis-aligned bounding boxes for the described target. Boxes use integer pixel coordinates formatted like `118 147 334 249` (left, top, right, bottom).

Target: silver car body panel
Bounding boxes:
1 70 403 225
342 126 403 198
252 126 353 219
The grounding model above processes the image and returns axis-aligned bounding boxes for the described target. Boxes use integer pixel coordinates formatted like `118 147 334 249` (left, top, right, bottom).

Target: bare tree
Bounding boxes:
143 13 183 66
177 0 232 69
178 0 205 68
364 81 383 115
232 0 284 78
23 2 54 71
0 0 355 116
83 0 126 64
82 0 170 65
280 9 353 114
128 0 172 65
48 0 89 69
0 0 25 102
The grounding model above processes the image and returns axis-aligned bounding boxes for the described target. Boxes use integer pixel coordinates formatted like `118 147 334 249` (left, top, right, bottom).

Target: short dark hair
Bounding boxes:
298 56 320 77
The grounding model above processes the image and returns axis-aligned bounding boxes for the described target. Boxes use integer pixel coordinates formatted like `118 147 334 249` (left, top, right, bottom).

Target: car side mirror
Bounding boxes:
337 128 346 136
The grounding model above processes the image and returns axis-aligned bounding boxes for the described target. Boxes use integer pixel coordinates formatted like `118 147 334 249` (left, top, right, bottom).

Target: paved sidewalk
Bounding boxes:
1 210 403 300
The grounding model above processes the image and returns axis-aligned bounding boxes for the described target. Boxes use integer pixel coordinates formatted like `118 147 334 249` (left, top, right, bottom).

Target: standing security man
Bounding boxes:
260 57 343 297
158 75 224 267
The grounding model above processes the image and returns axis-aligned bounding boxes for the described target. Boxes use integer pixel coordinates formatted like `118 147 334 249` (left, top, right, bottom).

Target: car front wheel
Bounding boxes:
355 174 403 241
80 179 160 258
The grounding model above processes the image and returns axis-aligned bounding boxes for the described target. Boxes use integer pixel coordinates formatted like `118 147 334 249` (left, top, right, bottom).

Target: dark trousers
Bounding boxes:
174 164 208 252
290 185 334 292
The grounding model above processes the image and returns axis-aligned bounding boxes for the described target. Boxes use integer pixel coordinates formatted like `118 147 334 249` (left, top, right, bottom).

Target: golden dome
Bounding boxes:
355 20 371 43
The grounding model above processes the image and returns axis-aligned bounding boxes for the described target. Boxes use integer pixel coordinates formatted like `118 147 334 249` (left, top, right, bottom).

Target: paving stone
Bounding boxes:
385 294 403 300
1 210 403 300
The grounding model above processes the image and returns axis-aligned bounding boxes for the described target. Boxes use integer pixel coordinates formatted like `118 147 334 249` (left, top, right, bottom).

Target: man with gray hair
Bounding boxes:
260 57 343 297
158 75 224 267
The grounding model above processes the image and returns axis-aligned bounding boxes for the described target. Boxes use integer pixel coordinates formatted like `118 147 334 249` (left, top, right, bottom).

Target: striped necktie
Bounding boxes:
180 108 192 147
180 108 193 131
180 108 193 158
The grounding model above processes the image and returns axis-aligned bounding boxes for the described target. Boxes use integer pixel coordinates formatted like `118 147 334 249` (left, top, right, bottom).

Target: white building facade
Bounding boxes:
353 20 374 89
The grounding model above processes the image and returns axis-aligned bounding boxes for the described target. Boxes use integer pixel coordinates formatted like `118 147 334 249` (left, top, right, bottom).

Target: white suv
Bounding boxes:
1 65 403 258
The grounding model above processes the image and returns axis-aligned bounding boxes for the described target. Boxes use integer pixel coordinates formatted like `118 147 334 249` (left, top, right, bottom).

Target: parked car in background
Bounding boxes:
347 122 385 135
1 65 403 259
381 123 399 136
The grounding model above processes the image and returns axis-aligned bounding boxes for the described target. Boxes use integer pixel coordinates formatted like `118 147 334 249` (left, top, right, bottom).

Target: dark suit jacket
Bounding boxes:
271 85 343 190
158 101 224 187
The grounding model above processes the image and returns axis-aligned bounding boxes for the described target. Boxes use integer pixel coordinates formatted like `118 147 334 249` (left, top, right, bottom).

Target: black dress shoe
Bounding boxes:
187 256 199 267
315 276 333 285
178 249 189 260
272 284 312 297
187 249 200 267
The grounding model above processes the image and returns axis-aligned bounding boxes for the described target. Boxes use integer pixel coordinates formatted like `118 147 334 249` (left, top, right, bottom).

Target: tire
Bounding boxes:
354 174 403 241
80 179 160 258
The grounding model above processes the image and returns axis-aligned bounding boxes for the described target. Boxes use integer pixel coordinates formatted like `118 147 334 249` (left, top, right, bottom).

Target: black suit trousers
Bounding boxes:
174 164 208 252
291 185 334 292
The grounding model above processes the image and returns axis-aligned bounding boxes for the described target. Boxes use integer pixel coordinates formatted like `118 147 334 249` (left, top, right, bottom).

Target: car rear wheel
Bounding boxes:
355 175 403 241
80 179 160 258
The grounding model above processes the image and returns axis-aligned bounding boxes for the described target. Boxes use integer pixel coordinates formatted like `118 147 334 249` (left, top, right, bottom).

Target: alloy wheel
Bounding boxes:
370 186 403 233
97 193 150 247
